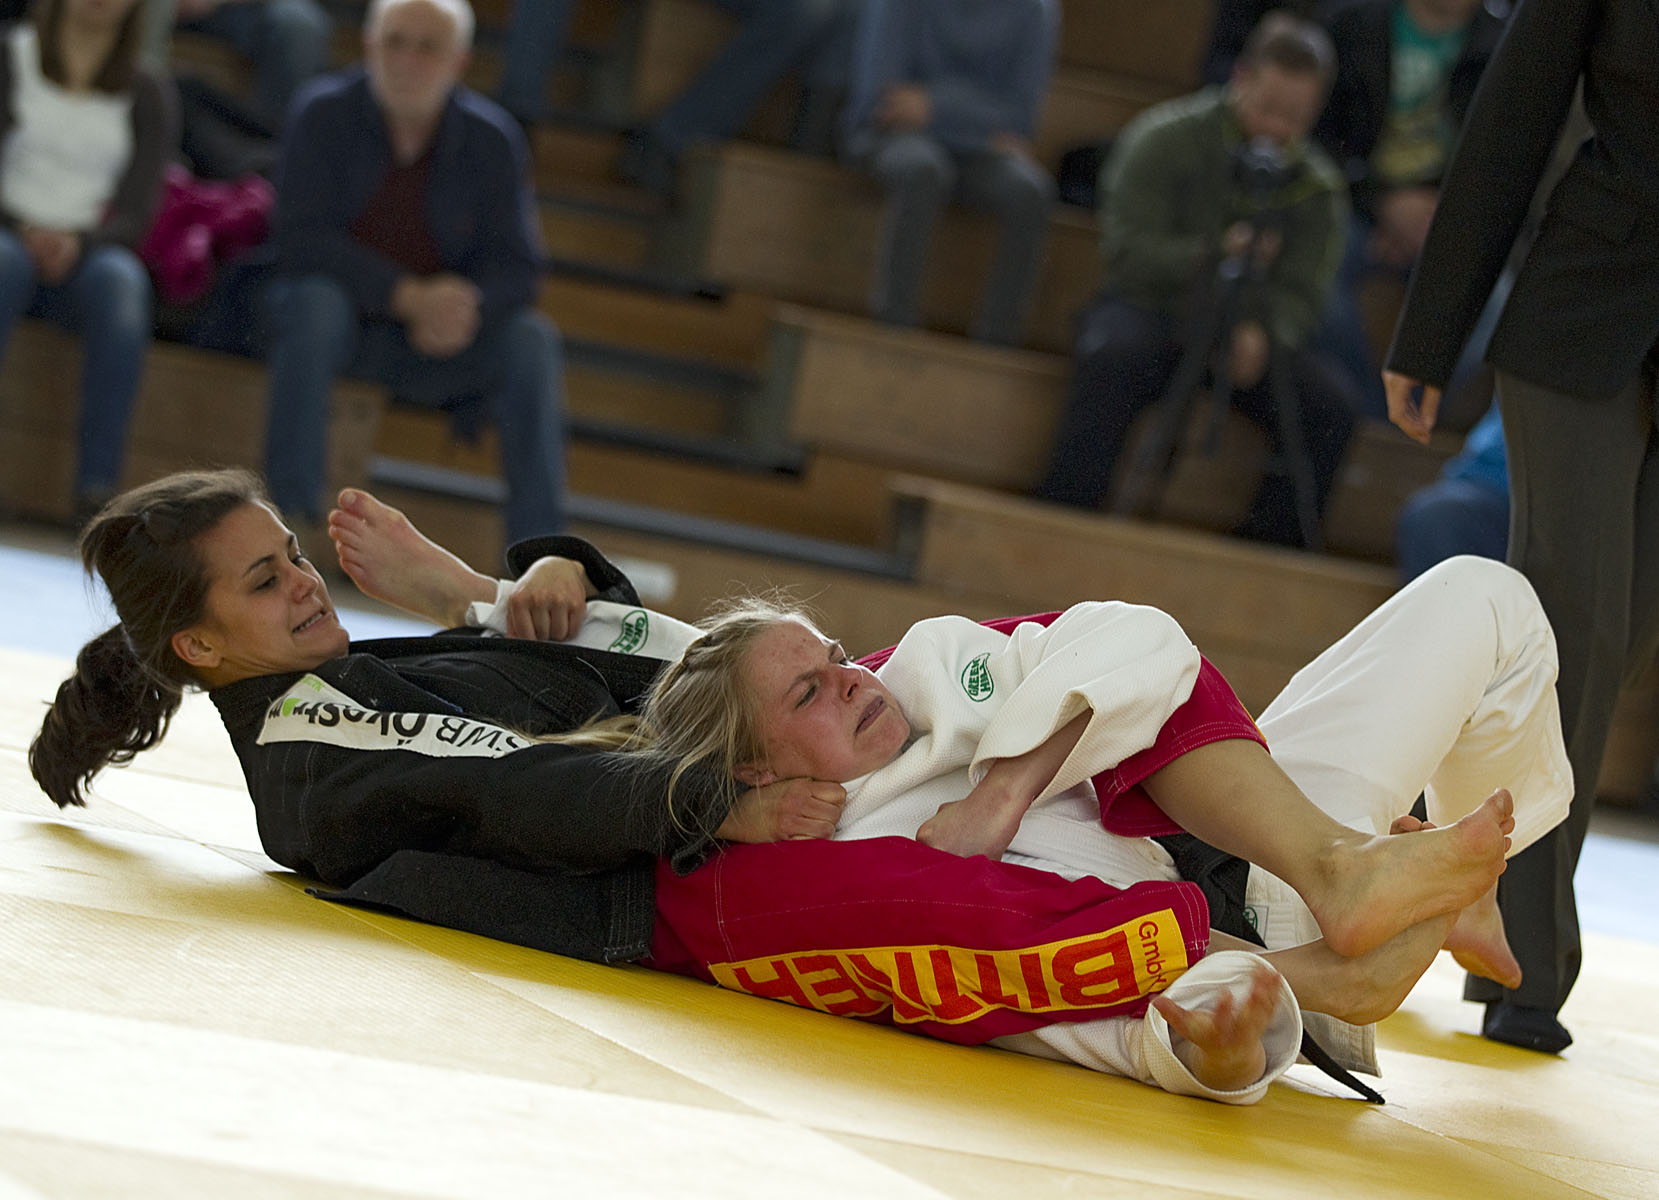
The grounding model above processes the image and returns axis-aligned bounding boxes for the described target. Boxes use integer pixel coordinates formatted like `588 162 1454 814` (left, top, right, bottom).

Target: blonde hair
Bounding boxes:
552 596 821 833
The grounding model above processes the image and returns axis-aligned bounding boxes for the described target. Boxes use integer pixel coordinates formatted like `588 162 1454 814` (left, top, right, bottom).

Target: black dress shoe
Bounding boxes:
1482 1002 1573 1053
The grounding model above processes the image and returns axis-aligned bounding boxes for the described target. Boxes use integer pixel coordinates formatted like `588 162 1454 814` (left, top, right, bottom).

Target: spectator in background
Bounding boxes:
841 0 1057 346
1034 12 1355 549
495 0 856 193
0 0 177 522
264 0 566 544
1394 400 1506 581
167 0 332 125
1200 0 1326 85
1311 0 1508 416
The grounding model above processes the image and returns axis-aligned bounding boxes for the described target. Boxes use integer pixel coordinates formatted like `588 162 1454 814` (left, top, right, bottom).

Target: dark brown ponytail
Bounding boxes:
28 469 267 808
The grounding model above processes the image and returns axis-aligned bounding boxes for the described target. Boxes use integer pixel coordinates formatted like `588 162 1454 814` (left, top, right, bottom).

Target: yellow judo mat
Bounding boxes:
3 644 1656 1200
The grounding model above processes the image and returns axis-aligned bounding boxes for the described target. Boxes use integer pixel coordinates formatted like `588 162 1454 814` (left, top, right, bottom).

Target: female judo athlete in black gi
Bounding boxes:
28 469 1568 1102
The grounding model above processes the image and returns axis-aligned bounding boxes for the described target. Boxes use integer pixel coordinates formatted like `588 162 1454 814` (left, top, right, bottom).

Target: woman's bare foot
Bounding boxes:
1259 912 1455 1025
1388 816 1522 989
1444 883 1522 988
327 489 495 627
1305 789 1514 959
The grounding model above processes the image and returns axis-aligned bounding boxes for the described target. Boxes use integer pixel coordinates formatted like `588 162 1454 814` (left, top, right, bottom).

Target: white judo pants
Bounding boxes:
1246 555 1572 1071
1008 556 1573 1084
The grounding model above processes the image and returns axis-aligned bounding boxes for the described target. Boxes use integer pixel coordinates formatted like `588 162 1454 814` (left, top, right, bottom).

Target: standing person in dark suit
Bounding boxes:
1383 0 1659 1054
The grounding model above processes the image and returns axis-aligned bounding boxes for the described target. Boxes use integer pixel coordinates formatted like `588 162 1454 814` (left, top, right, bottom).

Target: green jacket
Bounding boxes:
1099 87 1347 348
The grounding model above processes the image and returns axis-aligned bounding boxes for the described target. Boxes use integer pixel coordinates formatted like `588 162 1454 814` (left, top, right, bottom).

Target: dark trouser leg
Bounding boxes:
366 311 568 544
1232 348 1357 548
954 149 1055 345
1032 298 1180 509
264 275 360 522
489 310 568 543
863 132 955 328
650 0 846 151
1468 367 1659 1027
495 0 577 122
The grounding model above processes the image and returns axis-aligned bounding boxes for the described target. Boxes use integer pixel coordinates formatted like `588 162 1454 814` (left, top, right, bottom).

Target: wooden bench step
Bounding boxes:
1035 66 1184 169
890 474 1397 676
761 305 1456 560
0 323 382 522
1057 0 1210 86
539 199 657 272
658 142 1100 353
539 276 773 371
373 405 898 552
758 306 1068 486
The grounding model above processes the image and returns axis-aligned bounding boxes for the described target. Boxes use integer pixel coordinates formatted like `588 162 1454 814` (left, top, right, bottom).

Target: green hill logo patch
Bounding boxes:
608 609 650 655
960 653 994 702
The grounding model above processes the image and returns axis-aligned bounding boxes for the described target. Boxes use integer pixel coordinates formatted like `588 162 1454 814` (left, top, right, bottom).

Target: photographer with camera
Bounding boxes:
1034 12 1357 550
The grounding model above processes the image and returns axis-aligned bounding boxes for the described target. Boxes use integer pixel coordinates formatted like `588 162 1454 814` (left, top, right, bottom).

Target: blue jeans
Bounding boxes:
181 0 332 124
862 132 1055 344
497 0 850 144
0 230 153 499
264 275 567 542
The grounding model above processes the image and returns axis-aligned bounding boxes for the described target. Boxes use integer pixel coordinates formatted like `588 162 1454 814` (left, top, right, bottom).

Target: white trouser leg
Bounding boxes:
1255 556 1572 855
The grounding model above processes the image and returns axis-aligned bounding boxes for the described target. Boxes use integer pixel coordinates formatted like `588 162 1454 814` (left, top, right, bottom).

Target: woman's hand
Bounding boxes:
1153 960 1280 1093
916 784 1028 860
717 778 847 843
502 556 592 640
22 226 81 286
875 83 931 131
1383 370 1442 444
918 711 1089 858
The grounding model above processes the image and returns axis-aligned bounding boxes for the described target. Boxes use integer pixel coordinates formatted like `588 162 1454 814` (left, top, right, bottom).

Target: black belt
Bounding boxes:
1156 833 1385 1104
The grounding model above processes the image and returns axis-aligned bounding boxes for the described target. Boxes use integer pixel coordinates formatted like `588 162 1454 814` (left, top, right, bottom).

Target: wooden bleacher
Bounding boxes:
0 322 382 525
657 141 1102 354
758 305 1460 560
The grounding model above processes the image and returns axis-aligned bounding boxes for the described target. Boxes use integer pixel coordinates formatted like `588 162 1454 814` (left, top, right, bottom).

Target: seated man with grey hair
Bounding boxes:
263 0 567 545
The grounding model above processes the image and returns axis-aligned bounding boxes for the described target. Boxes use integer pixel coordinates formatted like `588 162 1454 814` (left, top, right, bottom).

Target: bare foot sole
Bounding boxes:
1314 789 1513 959
1445 883 1522 988
327 489 493 626
1276 912 1455 1026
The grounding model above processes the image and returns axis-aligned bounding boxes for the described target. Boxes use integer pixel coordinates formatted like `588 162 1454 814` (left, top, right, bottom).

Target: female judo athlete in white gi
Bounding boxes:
523 562 1572 1102
324 489 1571 1103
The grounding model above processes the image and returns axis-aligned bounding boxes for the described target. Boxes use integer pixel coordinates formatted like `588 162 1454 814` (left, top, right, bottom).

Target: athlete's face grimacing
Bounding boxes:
740 620 911 786
171 502 350 687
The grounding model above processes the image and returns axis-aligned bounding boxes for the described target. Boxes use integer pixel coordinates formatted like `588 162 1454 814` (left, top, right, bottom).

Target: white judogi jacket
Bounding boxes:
835 602 1303 1103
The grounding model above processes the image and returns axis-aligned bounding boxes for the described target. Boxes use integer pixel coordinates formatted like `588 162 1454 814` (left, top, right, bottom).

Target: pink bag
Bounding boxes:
139 164 274 305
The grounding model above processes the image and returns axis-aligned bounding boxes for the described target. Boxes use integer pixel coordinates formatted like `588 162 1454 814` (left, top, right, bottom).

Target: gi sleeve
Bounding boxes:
504 534 643 605
961 601 1203 802
988 950 1302 1104
252 672 723 884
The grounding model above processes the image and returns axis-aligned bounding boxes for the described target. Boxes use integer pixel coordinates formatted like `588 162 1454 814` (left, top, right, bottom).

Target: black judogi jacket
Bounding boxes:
209 536 725 962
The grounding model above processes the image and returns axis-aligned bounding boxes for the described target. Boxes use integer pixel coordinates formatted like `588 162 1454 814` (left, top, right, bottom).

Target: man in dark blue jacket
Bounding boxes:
264 0 565 544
